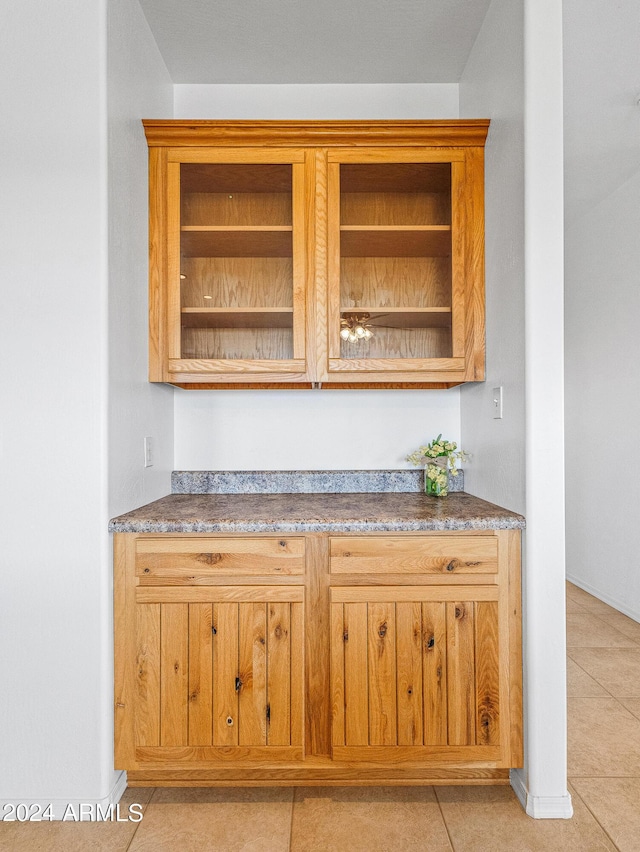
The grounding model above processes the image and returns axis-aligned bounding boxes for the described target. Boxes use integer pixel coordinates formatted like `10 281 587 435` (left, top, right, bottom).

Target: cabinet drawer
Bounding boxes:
135 537 304 579
330 536 497 576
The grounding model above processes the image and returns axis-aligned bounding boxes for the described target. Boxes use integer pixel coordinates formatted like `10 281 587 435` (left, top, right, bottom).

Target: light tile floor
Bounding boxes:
1 581 638 851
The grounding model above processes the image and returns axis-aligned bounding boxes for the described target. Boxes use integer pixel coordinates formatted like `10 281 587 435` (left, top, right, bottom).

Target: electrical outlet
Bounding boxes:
492 387 503 419
144 436 154 467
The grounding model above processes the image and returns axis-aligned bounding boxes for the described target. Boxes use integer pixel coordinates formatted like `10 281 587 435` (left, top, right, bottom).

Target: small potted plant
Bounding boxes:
407 435 466 497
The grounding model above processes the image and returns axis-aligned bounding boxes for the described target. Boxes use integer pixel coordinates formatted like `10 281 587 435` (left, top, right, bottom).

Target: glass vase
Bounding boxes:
424 462 449 497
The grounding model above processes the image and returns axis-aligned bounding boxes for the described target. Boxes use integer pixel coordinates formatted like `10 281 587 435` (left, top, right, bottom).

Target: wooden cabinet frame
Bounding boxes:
115 528 521 786
144 120 488 389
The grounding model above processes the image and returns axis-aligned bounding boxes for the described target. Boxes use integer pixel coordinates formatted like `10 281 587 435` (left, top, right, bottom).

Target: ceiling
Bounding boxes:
563 0 640 224
138 0 493 84
138 1 640 224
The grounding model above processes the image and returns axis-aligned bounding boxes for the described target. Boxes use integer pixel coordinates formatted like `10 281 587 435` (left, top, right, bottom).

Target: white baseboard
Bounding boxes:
566 574 640 623
0 771 129 822
511 769 574 819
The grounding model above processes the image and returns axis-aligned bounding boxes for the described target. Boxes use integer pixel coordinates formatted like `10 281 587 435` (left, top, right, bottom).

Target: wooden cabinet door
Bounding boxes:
116 586 304 768
330 586 513 766
321 147 485 386
149 147 312 385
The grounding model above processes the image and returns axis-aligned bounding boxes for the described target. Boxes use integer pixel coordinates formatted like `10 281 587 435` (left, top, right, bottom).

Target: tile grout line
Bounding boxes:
432 786 456 852
567 654 616 699
123 787 157 852
573 607 640 647
568 783 622 852
288 786 296 851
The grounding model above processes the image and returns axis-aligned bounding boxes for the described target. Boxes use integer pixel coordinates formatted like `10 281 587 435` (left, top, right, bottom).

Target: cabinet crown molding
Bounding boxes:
142 119 490 148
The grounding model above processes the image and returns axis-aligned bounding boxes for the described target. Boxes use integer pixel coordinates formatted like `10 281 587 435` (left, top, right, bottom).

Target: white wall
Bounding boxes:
108 0 174 516
0 0 112 810
563 1 640 619
459 0 525 514
173 84 461 470
520 0 569 817
174 83 458 120
565 169 640 619
460 0 570 818
175 390 460 470
0 0 173 813
107 0 174 801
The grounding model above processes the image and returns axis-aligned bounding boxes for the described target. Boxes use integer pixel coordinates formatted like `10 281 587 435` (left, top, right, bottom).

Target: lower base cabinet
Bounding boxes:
114 530 522 786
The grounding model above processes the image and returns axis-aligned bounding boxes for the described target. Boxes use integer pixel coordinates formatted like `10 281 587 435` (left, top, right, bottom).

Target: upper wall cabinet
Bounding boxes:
143 121 489 389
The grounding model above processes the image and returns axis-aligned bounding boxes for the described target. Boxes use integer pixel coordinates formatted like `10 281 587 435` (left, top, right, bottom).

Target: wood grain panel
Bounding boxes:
180 162 294 193
331 586 498 604
135 604 161 748
114 534 137 767
341 191 450 226
144 121 490 149
138 586 305 604
368 602 397 746
238 602 267 746
475 601 500 746
160 604 188 746
330 602 346 747
338 327 452 361
339 308 451 329
182 192 291 226
332 745 501 764
181 228 292 259
148 148 168 381
212 602 239 746
328 356 464 374
422 602 448 746
128 765 510 784
135 746 303 765
291 161 307 361
137 538 305 556
290 601 305 748
267 602 291 746
464 146 486 381
181 308 293 330
330 536 498 575
340 257 451 309
304 535 331 756
450 158 466 360
327 161 342 361
178 332 303 361
167 161 182 361
340 227 451 258
311 149 328 382
339 163 452 193
136 537 304 577
505 529 523 766
447 602 476 746
187 603 213 746
181 257 293 308
396 602 423 746
344 602 369 746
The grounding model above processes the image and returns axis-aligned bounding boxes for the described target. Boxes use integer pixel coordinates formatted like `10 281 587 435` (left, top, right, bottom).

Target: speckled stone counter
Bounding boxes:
171 468 464 494
109 491 525 534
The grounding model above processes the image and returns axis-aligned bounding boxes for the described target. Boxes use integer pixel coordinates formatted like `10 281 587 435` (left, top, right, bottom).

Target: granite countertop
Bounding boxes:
109 491 525 534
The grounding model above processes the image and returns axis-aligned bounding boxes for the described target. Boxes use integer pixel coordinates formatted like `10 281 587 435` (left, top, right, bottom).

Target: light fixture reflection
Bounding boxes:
340 313 373 344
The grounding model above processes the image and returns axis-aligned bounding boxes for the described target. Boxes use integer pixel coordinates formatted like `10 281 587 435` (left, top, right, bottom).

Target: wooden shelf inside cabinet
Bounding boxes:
181 226 293 258
340 307 452 329
340 226 451 258
181 307 294 329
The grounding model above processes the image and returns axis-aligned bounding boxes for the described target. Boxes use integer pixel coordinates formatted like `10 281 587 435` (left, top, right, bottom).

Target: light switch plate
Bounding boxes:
144 436 154 467
492 387 503 419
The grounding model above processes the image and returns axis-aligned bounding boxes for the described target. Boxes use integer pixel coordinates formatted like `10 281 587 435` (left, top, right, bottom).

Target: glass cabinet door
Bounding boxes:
165 151 308 381
325 150 468 382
